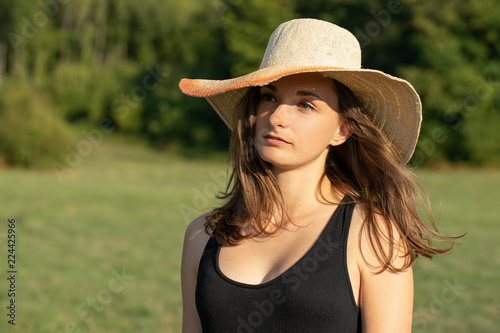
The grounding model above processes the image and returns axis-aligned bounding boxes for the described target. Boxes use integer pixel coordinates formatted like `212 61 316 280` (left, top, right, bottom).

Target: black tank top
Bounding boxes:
196 198 361 332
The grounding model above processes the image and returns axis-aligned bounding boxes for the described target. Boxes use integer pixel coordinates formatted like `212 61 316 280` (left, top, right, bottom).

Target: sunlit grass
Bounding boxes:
0 138 226 332
413 169 500 333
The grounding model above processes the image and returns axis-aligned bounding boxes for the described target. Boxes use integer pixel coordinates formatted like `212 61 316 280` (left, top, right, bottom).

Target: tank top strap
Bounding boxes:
339 195 356 241
319 194 356 247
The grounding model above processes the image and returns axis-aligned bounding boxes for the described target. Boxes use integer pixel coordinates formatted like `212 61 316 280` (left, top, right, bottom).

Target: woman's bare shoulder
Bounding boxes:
349 205 408 273
185 212 212 242
349 204 413 331
349 203 408 271
182 212 212 275
181 213 213 333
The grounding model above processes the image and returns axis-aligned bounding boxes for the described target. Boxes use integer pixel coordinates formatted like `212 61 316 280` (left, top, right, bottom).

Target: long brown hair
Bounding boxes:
206 79 460 272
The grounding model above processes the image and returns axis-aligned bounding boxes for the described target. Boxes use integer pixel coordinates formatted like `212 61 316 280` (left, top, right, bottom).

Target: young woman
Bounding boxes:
179 18 457 332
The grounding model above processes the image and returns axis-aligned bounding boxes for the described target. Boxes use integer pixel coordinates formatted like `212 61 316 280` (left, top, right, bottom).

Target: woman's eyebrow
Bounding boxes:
296 90 322 100
263 84 277 91
262 85 323 100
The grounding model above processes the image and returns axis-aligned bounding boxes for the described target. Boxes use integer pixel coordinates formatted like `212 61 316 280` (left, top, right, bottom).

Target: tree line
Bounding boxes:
0 0 499 167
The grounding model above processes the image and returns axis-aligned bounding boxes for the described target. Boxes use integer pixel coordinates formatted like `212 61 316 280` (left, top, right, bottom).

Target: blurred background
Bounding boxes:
0 0 499 332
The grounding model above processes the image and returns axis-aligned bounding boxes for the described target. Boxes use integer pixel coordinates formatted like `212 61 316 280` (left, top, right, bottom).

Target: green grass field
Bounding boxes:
0 138 498 332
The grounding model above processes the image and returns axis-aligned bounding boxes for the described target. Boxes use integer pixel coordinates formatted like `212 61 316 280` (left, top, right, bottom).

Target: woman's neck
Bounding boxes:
272 164 341 223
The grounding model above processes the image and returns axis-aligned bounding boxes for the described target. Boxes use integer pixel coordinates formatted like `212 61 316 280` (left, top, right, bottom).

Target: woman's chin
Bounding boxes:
259 155 296 172
257 148 288 165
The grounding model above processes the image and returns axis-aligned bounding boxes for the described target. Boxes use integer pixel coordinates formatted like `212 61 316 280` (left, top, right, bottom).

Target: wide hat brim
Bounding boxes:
179 65 422 164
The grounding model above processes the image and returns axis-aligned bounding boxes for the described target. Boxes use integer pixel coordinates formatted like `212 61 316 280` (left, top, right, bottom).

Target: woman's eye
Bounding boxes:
298 102 314 111
261 93 276 102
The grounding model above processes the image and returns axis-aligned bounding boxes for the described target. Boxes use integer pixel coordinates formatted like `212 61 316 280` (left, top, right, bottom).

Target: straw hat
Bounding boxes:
179 18 421 164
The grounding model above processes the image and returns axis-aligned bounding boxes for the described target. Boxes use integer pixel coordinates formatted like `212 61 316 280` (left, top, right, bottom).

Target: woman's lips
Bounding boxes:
264 134 291 145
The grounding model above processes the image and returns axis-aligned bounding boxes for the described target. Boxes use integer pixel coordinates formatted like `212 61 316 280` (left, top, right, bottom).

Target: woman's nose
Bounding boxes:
269 103 292 128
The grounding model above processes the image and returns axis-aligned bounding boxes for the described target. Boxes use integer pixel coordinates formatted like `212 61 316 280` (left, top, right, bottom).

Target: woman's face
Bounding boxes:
255 73 349 173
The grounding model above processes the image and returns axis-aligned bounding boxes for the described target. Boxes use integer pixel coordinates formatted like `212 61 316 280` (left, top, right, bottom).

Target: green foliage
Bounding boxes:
48 61 141 127
221 0 297 76
399 0 500 165
50 62 97 121
0 80 75 167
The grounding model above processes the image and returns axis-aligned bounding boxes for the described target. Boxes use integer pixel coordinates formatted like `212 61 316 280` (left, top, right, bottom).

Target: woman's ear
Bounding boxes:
329 123 351 147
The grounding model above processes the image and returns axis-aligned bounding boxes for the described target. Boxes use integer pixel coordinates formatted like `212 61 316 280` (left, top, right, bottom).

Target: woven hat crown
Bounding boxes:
260 19 362 69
